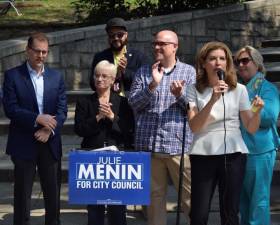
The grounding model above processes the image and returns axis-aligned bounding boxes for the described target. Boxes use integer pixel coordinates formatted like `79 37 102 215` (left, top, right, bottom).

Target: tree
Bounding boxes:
72 0 249 24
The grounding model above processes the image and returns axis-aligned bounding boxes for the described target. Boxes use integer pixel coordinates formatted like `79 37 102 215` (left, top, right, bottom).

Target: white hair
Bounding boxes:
94 60 117 77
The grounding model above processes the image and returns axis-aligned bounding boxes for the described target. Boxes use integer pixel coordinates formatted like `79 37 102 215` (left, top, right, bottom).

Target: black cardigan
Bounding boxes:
74 92 134 150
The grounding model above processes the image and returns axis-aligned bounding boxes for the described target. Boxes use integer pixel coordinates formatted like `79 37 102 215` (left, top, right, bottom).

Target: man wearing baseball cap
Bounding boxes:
91 17 148 97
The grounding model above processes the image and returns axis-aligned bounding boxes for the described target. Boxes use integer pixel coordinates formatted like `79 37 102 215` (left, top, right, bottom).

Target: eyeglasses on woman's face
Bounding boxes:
235 57 252 66
94 73 113 80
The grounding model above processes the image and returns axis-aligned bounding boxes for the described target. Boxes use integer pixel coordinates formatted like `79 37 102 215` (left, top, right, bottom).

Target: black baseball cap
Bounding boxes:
106 17 127 32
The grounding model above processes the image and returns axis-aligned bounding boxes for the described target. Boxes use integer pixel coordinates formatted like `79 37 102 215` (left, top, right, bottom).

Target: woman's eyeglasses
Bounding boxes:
94 74 112 80
235 57 252 66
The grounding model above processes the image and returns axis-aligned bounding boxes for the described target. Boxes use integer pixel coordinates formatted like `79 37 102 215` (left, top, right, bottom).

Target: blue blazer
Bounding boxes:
240 73 280 154
2 63 67 160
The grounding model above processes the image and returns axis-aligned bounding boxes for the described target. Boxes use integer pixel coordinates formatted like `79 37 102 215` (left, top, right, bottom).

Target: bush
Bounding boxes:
72 0 250 24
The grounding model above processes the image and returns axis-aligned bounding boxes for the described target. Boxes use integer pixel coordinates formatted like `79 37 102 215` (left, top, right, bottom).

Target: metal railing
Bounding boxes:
0 0 22 16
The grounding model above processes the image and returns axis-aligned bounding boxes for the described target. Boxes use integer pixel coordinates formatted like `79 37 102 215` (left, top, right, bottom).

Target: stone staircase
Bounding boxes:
0 89 93 182
1 39 280 183
260 39 280 84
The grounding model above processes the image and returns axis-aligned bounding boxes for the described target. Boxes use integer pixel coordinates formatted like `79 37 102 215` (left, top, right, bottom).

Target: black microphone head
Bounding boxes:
217 69 225 81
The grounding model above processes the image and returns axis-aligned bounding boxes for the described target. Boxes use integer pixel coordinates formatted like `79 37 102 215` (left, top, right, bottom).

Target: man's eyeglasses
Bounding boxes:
108 32 126 39
152 41 177 47
235 57 252 66
28 46 48 56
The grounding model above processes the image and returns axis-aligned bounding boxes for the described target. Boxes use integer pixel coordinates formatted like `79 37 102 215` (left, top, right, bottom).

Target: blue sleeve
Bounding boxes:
2 71 38 131
259 82 279 128
128 66 155 112
53 74 67 135
176 65 196 110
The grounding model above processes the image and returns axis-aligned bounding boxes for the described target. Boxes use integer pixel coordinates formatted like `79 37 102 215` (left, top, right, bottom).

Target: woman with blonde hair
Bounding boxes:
186 42 264 225
235 46 279 225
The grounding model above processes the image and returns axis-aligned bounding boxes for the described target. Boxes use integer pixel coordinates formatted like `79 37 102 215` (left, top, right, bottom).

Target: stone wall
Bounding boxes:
0 0 280 90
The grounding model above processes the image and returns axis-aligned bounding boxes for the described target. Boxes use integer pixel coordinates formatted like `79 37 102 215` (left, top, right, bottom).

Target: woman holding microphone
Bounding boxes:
186 41 264 225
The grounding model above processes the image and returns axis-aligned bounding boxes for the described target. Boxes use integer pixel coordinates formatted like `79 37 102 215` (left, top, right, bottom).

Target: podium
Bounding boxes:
68 150 151 205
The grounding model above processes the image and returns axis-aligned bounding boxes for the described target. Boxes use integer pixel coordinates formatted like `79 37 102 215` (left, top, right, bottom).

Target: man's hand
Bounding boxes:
149 61 164 92
118 56 127 75
170 80 186 98
34 127 52 143
36 114 57 130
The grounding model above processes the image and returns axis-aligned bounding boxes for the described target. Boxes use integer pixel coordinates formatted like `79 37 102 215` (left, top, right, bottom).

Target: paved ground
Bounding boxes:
0 182 279 225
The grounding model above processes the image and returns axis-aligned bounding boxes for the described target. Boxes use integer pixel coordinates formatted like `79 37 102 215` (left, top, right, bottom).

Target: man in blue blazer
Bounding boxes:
2 32 67 225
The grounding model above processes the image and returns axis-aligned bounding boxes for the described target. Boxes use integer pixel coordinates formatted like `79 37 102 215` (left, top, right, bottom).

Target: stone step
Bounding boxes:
0 135 82 159
264 62 280 83
66 88 93 104
0 89 91 134
0 102 76 135
0 118 75 135
261 39 280 48
260 47 280 63
1 158 280 184
0 135 81 182
0 133 280 184
0 88 92 118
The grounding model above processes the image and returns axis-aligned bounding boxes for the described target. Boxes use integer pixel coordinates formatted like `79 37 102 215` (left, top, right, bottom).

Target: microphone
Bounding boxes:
217 69 225 81
217 69 225 95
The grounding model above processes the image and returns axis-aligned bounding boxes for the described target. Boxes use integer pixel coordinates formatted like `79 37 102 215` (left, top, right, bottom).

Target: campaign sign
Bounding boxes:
68 150 151 205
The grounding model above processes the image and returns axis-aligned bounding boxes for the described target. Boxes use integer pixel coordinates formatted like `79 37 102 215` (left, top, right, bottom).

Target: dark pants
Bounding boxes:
87 204 127 225
190 153 247 225
12 143 61 225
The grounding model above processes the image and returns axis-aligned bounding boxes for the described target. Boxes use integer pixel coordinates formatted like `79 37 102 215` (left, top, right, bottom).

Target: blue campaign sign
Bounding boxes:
68 150 151 205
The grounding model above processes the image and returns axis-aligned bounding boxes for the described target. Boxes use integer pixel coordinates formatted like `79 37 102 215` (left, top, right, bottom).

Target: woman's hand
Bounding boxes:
210 80 228 102
99 102 114 121
240 96 264 134
251 95 264 113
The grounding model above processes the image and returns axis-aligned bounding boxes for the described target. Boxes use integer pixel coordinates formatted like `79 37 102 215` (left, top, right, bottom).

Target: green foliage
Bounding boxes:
72 0 249 24
72 0 130 24
0 0 75 24
129 0 157 18
157 0 246 15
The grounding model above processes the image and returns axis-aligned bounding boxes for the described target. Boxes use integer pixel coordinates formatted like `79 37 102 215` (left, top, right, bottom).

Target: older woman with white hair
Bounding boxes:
74 60 134 225
235 46 280 225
